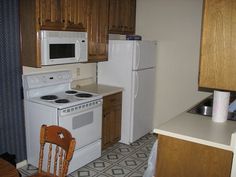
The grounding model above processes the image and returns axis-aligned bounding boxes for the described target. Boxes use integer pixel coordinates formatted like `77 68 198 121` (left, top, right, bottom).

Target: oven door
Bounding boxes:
58 105 102 150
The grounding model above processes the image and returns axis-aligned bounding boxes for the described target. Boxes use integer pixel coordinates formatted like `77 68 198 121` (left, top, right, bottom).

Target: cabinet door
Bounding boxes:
102 110 111 149
102 92 122 150
112 105 121 142
199 0 236 91
120 0 136 34
38 0 66 30
108 0 121 33
65 0 87 31
87 0 109 62
102 105 121 149
156 135 233 177
108 0 136 35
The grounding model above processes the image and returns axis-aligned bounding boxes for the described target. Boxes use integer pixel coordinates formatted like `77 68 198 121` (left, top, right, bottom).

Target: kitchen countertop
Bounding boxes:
154 112 236 151
74 84 123 97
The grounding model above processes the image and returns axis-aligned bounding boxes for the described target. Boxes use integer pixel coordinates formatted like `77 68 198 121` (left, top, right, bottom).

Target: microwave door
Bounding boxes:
41 39 78 66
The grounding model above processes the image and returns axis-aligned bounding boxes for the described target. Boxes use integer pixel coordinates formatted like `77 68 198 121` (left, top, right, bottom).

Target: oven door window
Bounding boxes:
49 44 75 59
72 112 93 129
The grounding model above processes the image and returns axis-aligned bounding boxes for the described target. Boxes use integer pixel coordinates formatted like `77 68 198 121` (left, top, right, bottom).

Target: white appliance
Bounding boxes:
22 70 102 174
40 30 88 65
98 40 156 144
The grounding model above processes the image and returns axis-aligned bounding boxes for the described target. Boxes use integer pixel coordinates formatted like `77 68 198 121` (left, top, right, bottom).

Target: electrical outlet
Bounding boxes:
76 68 80 76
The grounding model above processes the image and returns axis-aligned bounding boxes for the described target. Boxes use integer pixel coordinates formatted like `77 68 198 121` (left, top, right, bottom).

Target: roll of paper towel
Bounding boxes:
212 90 230 123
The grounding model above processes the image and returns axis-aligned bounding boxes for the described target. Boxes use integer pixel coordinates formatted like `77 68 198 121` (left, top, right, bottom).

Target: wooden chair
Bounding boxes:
31 125 76 177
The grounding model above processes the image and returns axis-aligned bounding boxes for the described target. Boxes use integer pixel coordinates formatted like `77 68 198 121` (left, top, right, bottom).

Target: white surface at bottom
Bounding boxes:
68 140 101 174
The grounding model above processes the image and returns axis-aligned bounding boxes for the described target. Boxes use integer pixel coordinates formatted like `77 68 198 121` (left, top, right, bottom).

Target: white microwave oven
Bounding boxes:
40 30 88 65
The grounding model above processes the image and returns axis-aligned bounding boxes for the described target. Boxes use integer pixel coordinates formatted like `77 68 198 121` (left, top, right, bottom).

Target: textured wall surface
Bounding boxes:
0 0 26 162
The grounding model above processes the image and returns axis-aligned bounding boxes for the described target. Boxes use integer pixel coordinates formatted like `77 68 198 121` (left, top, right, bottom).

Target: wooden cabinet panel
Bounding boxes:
156 135 233 177
108 0 136 34
87 0 109 62
199 0 236 91
20 0 41 67
108 0 120 32
102 92 122 150
38 0 65 30
65 0 87 31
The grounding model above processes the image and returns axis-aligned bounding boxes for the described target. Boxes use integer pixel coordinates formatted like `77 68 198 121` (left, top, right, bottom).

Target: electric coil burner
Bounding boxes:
65 90 78 94
55 99 70 103
22 70 103 174
40 95 58 100
75 93 93 98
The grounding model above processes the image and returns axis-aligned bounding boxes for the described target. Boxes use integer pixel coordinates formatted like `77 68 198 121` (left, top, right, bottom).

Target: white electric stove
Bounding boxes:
22 70 102 173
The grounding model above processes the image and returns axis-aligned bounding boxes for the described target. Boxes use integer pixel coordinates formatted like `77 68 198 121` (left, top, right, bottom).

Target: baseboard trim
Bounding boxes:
16 160 27 169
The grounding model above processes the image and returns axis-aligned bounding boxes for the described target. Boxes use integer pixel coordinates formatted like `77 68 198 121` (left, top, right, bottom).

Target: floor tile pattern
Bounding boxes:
18 133 156 177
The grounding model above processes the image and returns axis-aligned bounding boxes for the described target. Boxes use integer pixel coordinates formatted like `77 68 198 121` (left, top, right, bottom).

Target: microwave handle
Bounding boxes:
76 40 81 61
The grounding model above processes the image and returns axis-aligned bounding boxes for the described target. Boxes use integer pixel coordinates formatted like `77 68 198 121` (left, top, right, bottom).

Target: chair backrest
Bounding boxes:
38 125 76 177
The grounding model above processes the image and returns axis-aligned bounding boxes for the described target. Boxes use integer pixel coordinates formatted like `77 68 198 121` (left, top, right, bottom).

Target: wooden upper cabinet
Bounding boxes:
65 0 87 31
38 0 87 31
199 0 236 91
38 0 66 30
108 0 136 34
87 0 109 62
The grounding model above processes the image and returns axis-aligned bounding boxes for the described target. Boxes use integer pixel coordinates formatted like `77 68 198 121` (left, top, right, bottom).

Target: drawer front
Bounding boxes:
103 92 122 109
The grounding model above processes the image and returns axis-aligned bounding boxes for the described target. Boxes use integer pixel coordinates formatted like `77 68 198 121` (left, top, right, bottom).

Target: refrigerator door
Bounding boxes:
132 41 156 71
130 68 156 143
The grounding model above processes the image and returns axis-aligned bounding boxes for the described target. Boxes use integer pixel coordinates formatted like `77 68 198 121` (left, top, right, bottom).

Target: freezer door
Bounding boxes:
130 68 155 143
132 41 156 70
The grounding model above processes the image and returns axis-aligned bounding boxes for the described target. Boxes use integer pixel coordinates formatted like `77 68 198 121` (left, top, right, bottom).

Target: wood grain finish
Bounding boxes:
199 0 236 91
38 0 65 30
87 0 109 62
0 159 19 177
108 0 136 34
156 135 233 177
20 0 41 67
65 0 87 31
102 92 122 150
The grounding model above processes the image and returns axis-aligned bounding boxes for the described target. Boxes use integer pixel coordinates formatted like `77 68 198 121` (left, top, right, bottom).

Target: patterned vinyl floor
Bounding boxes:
18 133 156 177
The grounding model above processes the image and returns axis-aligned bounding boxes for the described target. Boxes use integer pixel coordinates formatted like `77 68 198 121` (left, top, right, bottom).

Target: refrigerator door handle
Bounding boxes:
135 42 141 70
134 72 139 98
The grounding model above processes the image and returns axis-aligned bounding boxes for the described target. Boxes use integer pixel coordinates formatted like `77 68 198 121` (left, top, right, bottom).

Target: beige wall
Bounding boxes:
136 0 210 127
23 63 96 87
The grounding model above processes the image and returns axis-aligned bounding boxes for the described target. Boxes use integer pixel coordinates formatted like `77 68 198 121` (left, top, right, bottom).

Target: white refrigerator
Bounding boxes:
98 40 156 144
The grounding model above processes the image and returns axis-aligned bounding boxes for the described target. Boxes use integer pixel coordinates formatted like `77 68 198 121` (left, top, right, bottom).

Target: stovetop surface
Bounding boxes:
27 90 102 109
